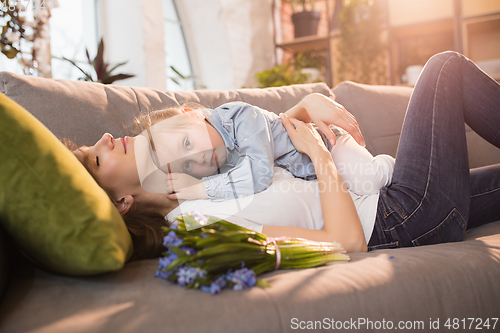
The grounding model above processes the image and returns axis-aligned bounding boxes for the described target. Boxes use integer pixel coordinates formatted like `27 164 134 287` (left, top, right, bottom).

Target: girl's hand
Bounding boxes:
285 93 365 147
279 113 329 157
166 173 208 200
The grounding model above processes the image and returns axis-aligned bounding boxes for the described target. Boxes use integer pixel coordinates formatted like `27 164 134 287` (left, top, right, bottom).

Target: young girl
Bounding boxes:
137 94 395 204
134 100 394 234
76 51 500 259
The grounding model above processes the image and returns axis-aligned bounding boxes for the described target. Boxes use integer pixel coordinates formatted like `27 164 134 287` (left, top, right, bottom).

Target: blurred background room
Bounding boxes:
1 0 499 90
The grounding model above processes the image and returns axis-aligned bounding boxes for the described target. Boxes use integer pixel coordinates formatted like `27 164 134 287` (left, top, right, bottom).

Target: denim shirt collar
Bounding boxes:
202 109 235 150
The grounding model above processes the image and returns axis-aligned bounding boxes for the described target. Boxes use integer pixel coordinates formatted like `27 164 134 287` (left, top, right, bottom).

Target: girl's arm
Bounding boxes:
262 114 367 253
285 93 365 147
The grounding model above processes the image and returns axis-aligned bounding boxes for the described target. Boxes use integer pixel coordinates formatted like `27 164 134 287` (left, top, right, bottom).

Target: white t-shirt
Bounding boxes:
166 134 395 244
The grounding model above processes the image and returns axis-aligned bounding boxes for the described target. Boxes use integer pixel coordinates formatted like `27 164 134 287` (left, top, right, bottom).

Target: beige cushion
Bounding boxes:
0 71 334 147
333 81 500 168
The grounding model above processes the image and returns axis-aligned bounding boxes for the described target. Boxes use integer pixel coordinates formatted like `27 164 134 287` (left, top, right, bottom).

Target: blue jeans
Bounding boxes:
368 51 500 250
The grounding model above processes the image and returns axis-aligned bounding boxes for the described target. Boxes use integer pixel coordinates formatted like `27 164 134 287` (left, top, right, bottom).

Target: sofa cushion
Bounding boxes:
0 221 498 333
332 81 500 168
332 81 411 158
0 71 334 147
0 93 133 275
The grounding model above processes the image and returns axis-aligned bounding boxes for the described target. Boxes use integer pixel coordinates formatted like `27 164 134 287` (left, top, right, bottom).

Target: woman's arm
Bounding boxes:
262 114 367 253
331 133 395 196
285 93 365 147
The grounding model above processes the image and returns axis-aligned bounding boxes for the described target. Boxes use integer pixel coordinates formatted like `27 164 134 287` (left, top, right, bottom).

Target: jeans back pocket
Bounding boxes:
411 208 467 246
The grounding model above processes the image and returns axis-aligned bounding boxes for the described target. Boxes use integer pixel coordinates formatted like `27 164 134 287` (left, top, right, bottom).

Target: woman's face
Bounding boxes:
74 133 141 198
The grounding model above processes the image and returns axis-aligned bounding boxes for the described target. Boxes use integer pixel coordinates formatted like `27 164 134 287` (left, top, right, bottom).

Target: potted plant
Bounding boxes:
255 50 326 88
61 38 135 84
284 0 321 38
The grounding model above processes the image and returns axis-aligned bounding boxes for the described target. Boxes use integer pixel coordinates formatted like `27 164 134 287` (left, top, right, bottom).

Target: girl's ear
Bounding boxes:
115 195 134 216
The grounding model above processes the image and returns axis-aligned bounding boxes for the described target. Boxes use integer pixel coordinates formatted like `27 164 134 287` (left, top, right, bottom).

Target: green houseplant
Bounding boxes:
286 0 316 12
284 0 321 38
256 50 325 88
62 38 135 84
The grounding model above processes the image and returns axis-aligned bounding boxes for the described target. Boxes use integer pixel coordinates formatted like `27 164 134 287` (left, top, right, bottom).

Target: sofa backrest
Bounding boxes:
2 71 499 168
0 71 333 147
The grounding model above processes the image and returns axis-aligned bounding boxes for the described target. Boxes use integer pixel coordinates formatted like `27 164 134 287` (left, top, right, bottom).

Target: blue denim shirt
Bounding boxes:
202 101 325 201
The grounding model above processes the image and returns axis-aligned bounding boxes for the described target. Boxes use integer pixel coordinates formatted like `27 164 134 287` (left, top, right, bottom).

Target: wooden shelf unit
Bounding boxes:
277 35 329 53
462 13 500 80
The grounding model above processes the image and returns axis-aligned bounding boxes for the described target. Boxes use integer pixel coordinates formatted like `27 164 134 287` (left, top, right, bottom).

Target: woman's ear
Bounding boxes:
115 195 134 216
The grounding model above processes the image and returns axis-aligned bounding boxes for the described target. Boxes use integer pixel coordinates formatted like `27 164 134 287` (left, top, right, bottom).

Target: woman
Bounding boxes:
75 51 500 259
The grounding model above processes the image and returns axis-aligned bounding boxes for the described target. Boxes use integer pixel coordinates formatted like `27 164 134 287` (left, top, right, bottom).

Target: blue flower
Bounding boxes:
201 283 222 295
180 245 197 256
155 253 179 280
160 253 178 268
170 221 179 229
190 211 209 225
201 275 228 295
226 267 256 290
214 275 228 289
159 257 170 269
163 230 183 247
155 269 173 279
176 266 207 287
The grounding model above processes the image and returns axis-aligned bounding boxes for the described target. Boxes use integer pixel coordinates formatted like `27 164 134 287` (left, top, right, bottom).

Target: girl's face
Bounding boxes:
148 118 227 179
74 133 141 198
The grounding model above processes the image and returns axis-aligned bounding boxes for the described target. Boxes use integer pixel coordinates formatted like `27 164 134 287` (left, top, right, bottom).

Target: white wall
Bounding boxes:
387 0 453 26
177 0 275 89
98 0 167 89
98 0 275 90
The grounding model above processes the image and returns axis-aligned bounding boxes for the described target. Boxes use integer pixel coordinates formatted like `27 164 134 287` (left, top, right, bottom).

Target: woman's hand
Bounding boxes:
272 112 368 253
285 93 365 147
165 173 208 200
279 113 329 157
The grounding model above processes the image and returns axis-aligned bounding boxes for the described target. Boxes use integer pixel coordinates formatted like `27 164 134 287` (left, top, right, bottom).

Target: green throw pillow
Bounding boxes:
0 93 133 275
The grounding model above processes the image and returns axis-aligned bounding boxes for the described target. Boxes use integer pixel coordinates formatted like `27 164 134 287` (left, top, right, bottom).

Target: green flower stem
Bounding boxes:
158 216 350 293
195 243 263 258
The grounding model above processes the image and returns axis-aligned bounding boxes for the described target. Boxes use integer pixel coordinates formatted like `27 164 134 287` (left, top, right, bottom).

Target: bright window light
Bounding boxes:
163 0 195 90
50 0 99 80
0 0 98 80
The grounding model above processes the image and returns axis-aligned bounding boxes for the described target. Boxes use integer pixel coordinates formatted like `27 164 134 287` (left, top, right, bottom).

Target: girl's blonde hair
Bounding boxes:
131 103 206 136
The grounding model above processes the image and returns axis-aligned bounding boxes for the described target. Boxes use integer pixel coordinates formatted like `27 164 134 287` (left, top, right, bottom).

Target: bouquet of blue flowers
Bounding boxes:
155 212 349 294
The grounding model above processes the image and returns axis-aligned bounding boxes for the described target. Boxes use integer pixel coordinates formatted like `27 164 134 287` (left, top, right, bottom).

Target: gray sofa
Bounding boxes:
1 71 499 333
